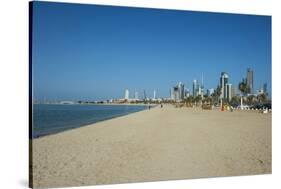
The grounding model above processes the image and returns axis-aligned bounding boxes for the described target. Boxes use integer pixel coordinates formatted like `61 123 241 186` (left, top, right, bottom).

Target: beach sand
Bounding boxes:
31 105 271 188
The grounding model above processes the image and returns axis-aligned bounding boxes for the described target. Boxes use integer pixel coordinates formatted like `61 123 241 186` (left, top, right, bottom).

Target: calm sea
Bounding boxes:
32 104 148 138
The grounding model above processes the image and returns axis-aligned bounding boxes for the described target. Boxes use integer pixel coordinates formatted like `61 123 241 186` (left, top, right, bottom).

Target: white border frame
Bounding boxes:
0 0 280 189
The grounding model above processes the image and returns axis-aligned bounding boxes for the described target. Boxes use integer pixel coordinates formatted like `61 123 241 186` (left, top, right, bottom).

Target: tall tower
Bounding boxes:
153 90 156 99
143 90 147 100
124 89 129 100
201 73 204 97
170 88 175 100
246 68 254 94
193 80 197 97
178 82 184 100
134 91 139 100
226 83 232 101
220 72 229 99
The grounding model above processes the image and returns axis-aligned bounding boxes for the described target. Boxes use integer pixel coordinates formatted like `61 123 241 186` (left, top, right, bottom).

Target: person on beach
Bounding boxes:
161 103 163 108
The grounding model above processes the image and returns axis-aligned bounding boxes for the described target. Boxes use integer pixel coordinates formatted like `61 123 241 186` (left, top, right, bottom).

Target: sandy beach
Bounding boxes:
31 105 271 188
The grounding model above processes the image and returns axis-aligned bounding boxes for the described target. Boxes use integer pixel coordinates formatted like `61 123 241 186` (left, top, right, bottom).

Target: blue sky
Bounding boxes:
32 2 271 101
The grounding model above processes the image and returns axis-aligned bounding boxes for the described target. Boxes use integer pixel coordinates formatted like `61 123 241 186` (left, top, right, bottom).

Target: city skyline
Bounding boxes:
32 2 271 101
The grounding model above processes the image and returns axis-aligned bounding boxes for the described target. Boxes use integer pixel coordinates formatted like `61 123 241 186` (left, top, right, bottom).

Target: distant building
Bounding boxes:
143 90 147 100
246 68 254 94
170 87 175 100
60 101 75 105
198 85 204 98
207 88 214 96
185 89 190 98
198 86 202 96
231 86 236 99
257 88 264 95
257 83 268 96
153 90 156 99
200 73 204 98
171 86 180 101
134 91 139 100
220 72 229 99
170 82 185 101
124 89 129 100
178 82 185 100
192 78 205 97
193 79 199 97
226 83 232 101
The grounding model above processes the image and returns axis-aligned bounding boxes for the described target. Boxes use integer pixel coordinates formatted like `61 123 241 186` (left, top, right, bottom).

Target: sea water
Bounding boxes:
32 104 147 138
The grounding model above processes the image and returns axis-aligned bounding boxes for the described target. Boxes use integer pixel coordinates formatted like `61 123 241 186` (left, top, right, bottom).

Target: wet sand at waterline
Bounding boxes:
31 105 271 188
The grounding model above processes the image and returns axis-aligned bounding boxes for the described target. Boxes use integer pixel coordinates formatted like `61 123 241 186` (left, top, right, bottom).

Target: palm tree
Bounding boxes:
238 81 247 109
212 85 221 105
238 81 247 95
230 96 240 107
184 96 194 107
202 96 212 104
194 95 202 106
247 95 255 105
257 93 266 103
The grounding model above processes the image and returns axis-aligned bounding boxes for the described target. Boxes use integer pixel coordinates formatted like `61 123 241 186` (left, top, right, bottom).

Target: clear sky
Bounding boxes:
32 2 271 101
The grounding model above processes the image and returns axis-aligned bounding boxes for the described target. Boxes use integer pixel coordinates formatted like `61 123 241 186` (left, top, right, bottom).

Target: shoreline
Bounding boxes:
32 105 155 139
32 105 271 188
34 103 159 106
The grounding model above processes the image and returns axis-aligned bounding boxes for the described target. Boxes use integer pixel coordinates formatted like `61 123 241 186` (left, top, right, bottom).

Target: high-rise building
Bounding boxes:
200 73 204 98
124 89 129 100
231 86 236 99
170 88 175 100
207 88 214 96
171 86 180 101
143 90 147 100
185 89 190 98
174 86 180 101
220 72 229 99
153 90 156 99
198 86 202 96
193 80 197 97
257 87 264 95
226 83 232 101
178 82 185 100
170 82 185 101
198 85 204 98
134 91 139 100
246 68 254 94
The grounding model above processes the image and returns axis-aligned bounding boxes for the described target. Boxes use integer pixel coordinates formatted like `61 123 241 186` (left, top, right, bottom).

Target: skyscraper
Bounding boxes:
143 90 147 100
175 88 180 101
170 88 175 100
220 72 229 99
134 91 139 100
153 90 156 99
246 68 254 94
226 83 232 101
173 86 180 101
178 82 185 100
200 73 204 97
231 86 236 99
193 80 197 97
170 82 185 101
207 88 214 96
124 89 129 100
185 89 190 97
